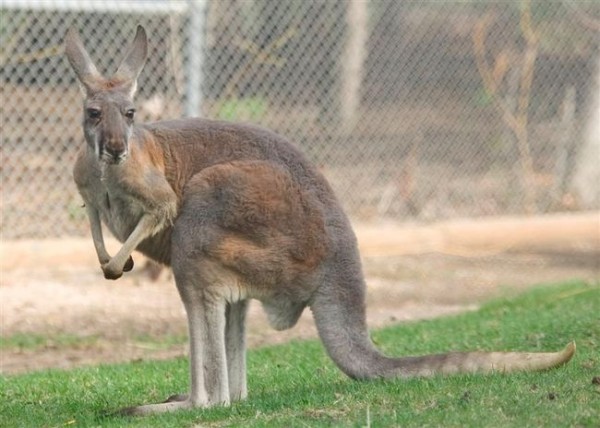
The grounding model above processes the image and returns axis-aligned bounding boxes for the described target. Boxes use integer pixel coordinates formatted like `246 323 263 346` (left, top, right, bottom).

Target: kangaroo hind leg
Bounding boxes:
120 262 230 415
226 299 249 401
177 269 230 408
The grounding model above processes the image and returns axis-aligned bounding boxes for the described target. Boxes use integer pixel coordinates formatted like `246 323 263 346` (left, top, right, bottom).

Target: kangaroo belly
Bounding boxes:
100 192 145 242
136 228 172 266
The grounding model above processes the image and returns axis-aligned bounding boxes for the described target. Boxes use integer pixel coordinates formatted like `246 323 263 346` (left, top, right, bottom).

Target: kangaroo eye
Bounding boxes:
125 109 135 119
87 108 101 119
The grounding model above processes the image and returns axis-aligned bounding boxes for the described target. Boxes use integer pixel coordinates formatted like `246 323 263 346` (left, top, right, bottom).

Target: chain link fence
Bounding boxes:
1 0 599 239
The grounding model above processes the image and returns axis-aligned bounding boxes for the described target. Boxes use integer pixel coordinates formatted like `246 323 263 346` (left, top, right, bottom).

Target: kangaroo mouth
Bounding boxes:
100 152 128 165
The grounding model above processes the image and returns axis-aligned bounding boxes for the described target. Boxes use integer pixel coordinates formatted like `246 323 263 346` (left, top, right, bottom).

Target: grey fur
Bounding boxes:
65 27 576 416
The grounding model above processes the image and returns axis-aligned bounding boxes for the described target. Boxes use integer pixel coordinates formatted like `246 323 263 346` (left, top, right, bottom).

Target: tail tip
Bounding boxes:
559 341 576 365
564 340 576 357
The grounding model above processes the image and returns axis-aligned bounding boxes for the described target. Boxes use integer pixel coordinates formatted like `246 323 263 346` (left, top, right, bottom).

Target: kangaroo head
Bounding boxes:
65 26 148 164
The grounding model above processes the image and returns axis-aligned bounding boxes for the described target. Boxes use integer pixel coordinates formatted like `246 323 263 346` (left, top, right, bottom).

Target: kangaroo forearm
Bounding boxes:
112 214 159 266
86 205 111 264
100 213 159 280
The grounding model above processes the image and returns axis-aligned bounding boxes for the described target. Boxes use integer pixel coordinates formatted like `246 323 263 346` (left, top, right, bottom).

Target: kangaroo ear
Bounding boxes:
113 25 148 96
64 27 102 93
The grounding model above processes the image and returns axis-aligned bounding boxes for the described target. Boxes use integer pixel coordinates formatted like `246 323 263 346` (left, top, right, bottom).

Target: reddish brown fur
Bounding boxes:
198 162 328 281
64 26 576 416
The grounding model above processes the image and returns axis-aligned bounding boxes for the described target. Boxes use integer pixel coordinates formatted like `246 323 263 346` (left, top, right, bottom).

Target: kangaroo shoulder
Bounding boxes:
73 148 99 189
130 128 167 171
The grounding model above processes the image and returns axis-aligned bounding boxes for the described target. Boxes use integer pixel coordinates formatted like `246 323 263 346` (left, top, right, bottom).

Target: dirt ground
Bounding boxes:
1 215 599 375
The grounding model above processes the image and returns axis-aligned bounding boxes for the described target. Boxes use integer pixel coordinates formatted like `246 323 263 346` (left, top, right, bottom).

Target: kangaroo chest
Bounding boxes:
101 189 145 242
80 177 145 243
74 152 146 239
74 145 178 265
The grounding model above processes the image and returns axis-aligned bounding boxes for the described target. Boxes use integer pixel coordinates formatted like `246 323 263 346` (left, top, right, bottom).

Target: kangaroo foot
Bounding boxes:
164 394 188 403
118 399 193 416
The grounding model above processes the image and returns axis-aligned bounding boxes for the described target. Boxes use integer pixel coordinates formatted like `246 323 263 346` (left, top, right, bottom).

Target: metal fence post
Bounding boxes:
185 0 207 118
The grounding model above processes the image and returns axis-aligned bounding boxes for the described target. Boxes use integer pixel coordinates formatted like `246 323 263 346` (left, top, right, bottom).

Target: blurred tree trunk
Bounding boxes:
340 0 369 132
553 85 576 205
473 2 539 214
572 55 600 208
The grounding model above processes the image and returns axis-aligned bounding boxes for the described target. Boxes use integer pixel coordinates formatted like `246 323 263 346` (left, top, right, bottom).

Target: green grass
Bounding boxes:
0 332 187 353
0 333 100 351
1 280 598 427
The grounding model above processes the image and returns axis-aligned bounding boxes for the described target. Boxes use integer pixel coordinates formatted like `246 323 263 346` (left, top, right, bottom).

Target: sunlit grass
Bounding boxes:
1 280 598 427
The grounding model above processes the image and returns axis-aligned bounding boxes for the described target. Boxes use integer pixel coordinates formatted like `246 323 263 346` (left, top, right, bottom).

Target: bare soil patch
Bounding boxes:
1 216 598 374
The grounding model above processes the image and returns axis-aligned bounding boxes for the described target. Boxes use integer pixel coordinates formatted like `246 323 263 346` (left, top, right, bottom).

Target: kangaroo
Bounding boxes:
65 26 575 416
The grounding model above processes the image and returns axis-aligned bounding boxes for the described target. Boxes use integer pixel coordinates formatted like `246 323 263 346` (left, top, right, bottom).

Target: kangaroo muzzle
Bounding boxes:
98 109 130 164
102 139 128 164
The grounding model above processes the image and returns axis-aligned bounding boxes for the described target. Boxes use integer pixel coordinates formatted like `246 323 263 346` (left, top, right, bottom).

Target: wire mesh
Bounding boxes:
1 0 599 239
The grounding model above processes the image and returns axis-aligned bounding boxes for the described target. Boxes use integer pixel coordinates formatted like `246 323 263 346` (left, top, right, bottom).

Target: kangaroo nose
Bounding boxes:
104 145 127 163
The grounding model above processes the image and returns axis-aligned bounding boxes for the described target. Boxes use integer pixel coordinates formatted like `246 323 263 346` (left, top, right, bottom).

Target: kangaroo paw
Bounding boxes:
101 262 123 280
123 255 134 272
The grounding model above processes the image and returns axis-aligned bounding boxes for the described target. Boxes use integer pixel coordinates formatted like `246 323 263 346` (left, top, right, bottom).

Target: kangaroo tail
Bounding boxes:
310 264 575 379
372 342 576 378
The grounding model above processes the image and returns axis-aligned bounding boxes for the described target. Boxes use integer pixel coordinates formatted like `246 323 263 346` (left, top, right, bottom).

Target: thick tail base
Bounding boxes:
311 244 575 381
